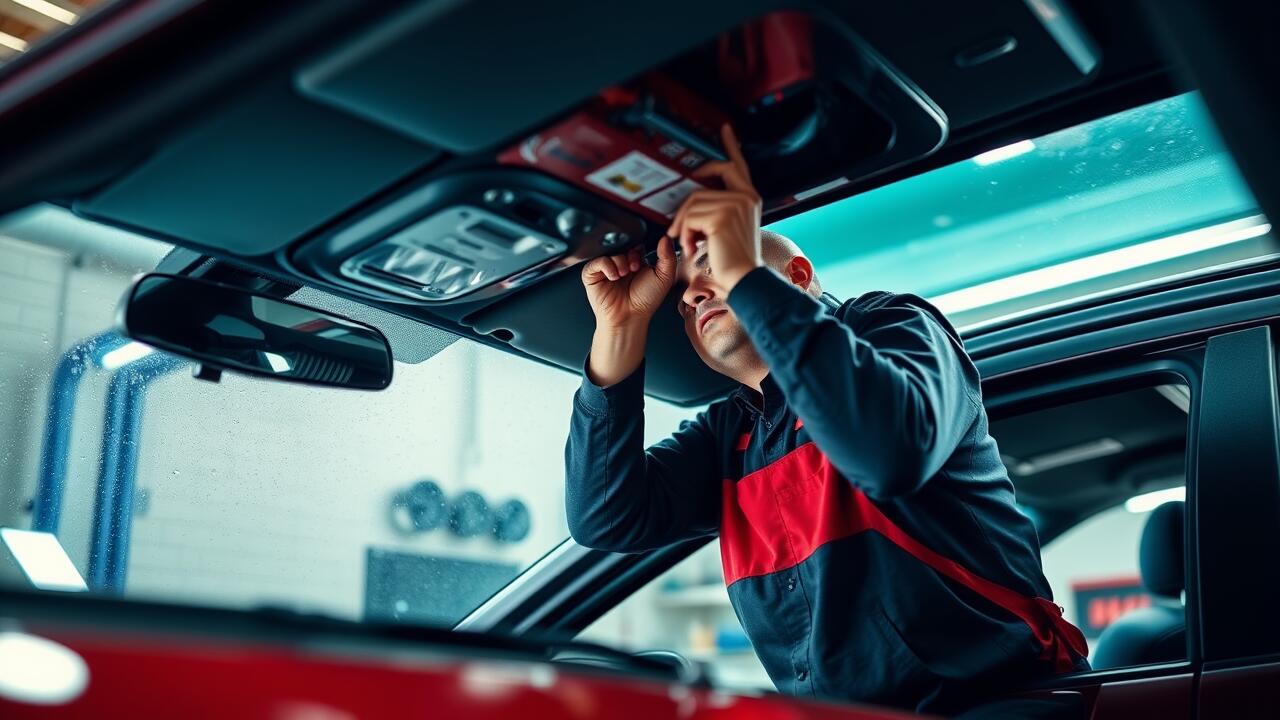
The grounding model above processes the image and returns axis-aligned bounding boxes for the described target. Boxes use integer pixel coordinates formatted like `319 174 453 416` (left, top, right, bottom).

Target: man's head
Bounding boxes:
675 230 821 386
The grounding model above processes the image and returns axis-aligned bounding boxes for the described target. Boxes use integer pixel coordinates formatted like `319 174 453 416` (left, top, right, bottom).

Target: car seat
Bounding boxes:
1091 500 1186 669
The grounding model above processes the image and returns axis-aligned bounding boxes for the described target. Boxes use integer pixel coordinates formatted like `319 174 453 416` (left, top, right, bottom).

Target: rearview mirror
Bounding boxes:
120 274 393 390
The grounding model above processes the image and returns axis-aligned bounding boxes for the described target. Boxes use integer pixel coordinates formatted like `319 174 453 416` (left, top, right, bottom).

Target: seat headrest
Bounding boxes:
1139 500 1185 599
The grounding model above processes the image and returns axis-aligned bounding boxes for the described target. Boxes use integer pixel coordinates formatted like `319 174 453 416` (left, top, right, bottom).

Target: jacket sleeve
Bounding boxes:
565 361 721 553
727 267 982 499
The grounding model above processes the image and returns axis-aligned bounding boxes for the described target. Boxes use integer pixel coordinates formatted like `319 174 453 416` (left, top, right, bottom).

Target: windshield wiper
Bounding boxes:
247 603 688 683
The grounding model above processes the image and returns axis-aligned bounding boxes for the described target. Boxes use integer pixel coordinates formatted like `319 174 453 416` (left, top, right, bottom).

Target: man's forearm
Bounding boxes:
566 360 722 553
587 321 649 388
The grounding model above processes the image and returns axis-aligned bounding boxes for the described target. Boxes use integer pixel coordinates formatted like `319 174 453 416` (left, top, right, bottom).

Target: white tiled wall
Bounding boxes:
0 231 694 626
0 235 146 531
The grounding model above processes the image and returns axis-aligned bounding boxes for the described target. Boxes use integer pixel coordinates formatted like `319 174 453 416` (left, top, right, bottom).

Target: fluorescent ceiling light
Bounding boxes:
11 0 78 25
973 140 1035 166
100 341 155 370
0 31 28 52
262 351 291 373
931 215 1272 314
1006 438 1124 477
1125 486 1185 514
1156 384 1191 414
0 528 87 592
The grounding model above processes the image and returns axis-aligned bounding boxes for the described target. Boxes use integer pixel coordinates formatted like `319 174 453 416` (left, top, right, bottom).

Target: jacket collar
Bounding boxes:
731 373 787 418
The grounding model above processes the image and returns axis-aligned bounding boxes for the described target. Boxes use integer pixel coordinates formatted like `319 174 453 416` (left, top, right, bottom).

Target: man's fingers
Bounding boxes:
653 235 676 284
670 211 698 260
691 161 752 194
720 124 751 181
678 204 749 253
599 259 619 281
669 190 729 253
679 217 706 257
583 256 617 282
687 125 753 193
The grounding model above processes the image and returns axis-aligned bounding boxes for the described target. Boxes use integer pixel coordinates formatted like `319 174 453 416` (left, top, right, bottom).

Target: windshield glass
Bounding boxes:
771 91 1272 327
0 211 690 625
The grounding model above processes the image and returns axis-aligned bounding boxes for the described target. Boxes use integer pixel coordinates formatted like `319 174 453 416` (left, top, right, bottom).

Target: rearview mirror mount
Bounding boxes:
120 274 393 390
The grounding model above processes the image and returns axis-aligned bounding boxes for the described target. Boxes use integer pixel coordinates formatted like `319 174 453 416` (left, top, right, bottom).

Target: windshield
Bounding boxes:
771 92 1271 327
0 213 690 625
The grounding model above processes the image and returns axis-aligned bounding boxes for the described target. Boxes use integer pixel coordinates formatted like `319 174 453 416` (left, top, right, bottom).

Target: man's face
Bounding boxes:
675 245 756 374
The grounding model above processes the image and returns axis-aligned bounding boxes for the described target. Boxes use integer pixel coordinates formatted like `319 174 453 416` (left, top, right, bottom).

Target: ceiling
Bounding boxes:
0 0 102 60
992 385 1187 539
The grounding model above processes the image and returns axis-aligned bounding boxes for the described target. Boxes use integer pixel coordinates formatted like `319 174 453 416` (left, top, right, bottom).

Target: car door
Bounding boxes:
1187 325 1280 719
975 323 1280 718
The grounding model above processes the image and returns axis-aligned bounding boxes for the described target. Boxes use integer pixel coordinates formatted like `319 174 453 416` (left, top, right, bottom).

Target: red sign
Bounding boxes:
1072 576 1152 637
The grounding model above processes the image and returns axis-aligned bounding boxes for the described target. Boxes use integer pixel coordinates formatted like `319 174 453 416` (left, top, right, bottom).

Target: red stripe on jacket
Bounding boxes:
719 441 1087 673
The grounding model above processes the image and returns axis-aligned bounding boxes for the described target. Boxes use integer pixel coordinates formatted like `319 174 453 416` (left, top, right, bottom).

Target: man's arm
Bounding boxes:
729 270 981 499
566 235 720 553
566 363 721 553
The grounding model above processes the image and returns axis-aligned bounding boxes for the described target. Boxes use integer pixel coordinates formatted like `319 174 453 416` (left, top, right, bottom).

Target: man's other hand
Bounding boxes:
582 235 677 331
581 236 676 387
668 124 764 293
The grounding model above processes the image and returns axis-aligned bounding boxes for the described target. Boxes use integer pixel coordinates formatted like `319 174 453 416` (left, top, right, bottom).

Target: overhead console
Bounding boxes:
292 7 946 310
281 0 1100 404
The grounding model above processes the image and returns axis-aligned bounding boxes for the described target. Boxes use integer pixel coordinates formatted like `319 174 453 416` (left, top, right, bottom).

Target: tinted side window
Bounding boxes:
993 385 1189 668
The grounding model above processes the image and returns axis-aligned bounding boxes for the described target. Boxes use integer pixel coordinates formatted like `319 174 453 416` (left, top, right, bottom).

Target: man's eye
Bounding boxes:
677 301 690 317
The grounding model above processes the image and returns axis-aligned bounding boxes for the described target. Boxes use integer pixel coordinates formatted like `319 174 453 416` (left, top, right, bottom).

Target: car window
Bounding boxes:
579 540 773 692
775 91 1270 328
1041 497 1186 662
0 221 692 626
997 384 1190 667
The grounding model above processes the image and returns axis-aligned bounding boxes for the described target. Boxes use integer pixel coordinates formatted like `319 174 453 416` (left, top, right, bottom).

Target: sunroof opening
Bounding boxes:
771 92 1276 329
0 0 108 62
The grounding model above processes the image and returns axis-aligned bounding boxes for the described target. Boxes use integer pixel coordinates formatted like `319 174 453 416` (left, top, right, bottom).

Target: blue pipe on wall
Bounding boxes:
32 332 130 534
86 352 187 594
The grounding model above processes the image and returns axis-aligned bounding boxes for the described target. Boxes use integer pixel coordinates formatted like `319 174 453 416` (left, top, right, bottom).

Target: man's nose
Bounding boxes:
681 280 714 311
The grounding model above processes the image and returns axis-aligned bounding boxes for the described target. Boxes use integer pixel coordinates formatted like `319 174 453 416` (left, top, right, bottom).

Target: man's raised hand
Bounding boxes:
581 235 677 331
667 124 764 293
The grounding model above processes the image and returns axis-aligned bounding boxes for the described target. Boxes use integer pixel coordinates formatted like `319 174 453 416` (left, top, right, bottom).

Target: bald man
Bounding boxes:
564 127 1088 716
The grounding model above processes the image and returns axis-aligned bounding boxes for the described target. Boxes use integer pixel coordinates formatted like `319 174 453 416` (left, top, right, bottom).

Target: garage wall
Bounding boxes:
120 339 701 620
0 234 158 531
1042 503 1155 649
0 230 694 625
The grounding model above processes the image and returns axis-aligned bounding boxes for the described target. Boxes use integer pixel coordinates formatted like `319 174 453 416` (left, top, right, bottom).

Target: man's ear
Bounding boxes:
784 256 816 292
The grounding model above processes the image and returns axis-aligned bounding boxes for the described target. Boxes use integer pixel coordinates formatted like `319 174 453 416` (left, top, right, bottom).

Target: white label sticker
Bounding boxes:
639 178 704 218
585 151 681 201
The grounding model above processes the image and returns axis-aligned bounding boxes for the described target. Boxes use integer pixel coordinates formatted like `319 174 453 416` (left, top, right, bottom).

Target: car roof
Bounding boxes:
0 1 1211 405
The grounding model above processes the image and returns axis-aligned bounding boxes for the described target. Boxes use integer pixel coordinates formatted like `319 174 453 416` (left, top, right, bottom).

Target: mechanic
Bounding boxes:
564 125 1089 716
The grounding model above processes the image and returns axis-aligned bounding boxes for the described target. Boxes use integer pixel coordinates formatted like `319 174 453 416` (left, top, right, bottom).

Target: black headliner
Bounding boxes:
0 0 1189 406
992 387 1185 518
